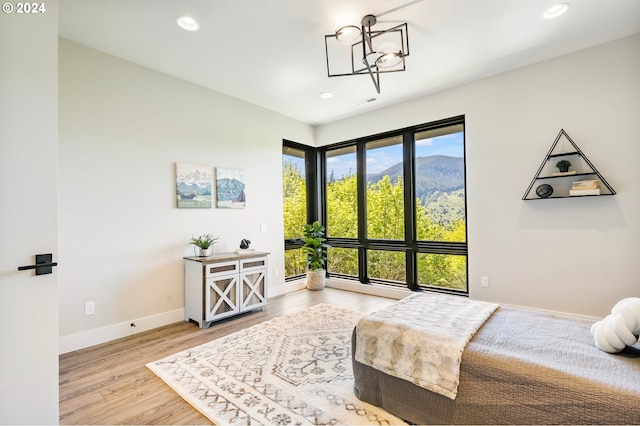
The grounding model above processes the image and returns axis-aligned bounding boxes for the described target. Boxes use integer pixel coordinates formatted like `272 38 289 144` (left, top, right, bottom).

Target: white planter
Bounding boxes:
199 247 212 257
306 270 326 291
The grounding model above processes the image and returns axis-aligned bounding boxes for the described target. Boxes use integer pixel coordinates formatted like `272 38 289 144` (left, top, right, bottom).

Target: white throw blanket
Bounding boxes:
354 292 498 399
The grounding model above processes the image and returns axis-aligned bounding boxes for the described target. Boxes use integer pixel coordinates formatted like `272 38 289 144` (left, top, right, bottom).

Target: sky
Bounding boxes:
329 131 463 179
284 131 464 180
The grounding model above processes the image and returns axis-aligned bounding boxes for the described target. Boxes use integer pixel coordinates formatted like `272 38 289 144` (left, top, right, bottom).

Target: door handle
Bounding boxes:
17 253 58 275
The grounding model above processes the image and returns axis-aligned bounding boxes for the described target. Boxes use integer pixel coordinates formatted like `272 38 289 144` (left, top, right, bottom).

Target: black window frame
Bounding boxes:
283 140 321 282
283 115 468 294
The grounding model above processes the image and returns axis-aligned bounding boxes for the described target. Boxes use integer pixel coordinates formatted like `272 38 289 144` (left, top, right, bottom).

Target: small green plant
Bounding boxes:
189 234 219 249
555 160 572 170
300 221 330 271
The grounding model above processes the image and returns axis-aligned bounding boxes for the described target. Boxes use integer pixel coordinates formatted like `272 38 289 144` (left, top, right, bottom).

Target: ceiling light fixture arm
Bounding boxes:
360 15 381 93
361 15 377 54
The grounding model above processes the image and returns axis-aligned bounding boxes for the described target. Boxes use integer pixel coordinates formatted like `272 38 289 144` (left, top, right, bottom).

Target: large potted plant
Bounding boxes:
189 234 219 257
301 221 330 290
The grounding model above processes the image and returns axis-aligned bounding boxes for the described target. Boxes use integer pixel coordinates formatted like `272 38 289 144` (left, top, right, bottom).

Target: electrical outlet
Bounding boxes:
481 276 489 288
85 301 95 316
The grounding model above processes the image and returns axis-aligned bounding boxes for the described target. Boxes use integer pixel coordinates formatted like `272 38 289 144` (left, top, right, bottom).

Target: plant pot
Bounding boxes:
558 166 569 173
199 247 212 257
306 270 326 291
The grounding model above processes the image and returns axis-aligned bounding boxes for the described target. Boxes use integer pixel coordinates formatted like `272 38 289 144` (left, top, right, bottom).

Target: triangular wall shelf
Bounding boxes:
522 129 616 200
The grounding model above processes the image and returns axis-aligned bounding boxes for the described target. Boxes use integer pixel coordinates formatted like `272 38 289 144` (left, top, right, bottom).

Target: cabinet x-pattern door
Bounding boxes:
240 270 266 311
206 275 239 321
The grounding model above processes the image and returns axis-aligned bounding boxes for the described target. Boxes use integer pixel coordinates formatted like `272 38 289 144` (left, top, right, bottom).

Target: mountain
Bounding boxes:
367 155 464 203
177 181 211 196
176 168 212 196
216 178 245 202
366 155 465 225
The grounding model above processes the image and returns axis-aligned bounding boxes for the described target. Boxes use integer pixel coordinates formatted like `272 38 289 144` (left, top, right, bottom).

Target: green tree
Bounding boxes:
327 174 358 238
368 250 406 282
327 247 358 276
285 160 466 289
282 160 306 239
282 159 307 276
366 175 404 240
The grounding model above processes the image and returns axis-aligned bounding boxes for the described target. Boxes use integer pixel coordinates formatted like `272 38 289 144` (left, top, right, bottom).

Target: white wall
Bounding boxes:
58 39 314 352
315 34 640 318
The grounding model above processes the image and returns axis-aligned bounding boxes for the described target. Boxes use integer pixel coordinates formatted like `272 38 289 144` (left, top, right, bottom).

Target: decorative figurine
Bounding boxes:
240 239 251 249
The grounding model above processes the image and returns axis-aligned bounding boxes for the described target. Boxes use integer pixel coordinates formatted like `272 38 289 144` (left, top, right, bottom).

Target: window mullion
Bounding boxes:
403 130 417 289
356 142 368 283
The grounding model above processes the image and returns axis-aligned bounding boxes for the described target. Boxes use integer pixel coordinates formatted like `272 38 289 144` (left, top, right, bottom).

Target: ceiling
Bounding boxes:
58 0 640 126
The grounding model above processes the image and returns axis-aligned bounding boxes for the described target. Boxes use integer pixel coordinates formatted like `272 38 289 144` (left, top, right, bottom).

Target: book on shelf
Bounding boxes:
570 189 601 196
572 179 600 187
234 248 256 254
571 184 599 190
571 180 600 192
552 170 577 176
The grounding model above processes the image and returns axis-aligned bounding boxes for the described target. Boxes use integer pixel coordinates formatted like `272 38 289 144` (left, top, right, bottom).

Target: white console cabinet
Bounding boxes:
184 251 268 328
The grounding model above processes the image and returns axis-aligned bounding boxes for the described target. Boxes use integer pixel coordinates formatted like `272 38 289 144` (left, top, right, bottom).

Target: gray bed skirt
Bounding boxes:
352 305 640 425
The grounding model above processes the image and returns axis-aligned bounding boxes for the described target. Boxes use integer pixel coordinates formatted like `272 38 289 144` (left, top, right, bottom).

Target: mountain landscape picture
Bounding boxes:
176 163 212 208
216 168 246 209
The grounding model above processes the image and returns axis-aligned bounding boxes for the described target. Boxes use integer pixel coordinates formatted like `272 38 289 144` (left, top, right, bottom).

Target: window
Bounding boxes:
326 146 358 239
283 115 467 293
367 249 406 284
365 136 404 240
414 123 467 292
327 247 358 277
417 253 467 291
414 124 465 243
282 143 308 279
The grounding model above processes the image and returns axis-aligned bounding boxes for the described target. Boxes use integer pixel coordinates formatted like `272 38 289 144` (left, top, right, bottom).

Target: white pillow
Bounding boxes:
590 297 640 353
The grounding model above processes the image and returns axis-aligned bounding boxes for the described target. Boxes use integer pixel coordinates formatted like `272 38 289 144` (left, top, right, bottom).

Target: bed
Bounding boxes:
352 296 640 425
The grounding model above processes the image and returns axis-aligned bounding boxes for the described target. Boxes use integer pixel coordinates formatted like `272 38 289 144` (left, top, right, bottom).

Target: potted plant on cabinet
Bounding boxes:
300 221 330 290
189 234 219 257
555 160 572 173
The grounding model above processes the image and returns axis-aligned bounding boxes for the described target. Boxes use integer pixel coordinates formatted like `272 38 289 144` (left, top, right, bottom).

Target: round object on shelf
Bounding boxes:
536 184 553 198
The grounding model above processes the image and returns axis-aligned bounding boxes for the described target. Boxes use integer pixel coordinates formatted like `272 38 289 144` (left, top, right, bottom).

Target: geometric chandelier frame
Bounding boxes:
325 14 409 93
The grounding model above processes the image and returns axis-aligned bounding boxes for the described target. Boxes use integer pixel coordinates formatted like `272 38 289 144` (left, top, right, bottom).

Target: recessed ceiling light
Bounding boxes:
319 92 334 99
177 16 199 31
541 3 571 20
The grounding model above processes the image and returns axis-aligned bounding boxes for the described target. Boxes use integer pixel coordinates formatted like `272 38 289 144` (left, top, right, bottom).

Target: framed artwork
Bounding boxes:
175 163 213 208
216 167 246 209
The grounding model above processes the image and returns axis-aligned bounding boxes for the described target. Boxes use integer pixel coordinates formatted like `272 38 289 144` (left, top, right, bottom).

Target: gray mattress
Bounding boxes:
352 305 640 425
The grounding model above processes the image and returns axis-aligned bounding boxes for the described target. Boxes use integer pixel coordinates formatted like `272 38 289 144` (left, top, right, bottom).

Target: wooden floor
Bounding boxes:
59 288 397 425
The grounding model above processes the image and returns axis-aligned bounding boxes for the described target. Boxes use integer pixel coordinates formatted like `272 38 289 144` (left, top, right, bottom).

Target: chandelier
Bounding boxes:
324 14 409 93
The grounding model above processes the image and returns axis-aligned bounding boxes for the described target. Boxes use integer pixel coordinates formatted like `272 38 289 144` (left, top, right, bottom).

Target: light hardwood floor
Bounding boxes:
59 288 398 425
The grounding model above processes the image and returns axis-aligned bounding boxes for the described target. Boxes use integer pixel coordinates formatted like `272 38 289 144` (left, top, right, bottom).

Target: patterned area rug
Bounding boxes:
147 304 406 425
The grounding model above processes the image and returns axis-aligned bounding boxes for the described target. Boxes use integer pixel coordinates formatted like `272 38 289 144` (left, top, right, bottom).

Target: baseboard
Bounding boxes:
270 280 307 297
59 308 184 355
